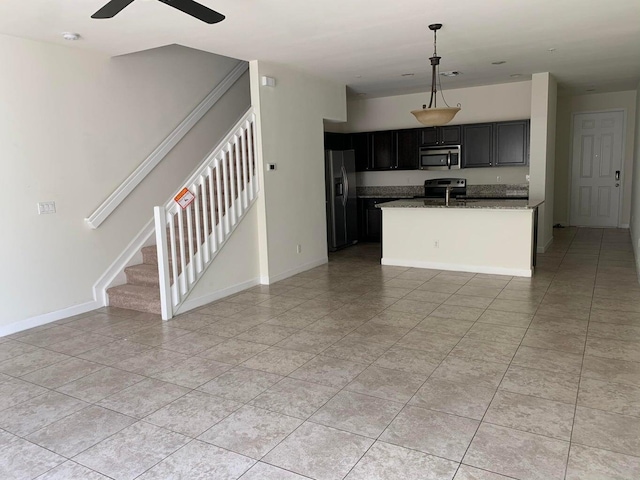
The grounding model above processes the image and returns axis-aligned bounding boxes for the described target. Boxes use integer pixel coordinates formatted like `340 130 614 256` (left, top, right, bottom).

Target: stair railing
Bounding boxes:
154 108 258 320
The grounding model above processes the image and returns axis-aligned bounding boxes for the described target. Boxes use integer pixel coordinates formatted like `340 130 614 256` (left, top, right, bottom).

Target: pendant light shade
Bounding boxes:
412 23 461 126
411 106 461 127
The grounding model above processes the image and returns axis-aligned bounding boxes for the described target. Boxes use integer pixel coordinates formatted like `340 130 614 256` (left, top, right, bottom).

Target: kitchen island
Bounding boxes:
378 198 543 277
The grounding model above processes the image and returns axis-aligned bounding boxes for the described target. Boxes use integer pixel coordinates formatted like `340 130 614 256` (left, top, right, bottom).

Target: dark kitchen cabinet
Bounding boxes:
419 125 461 146
395 129 419 169
462 123 494 168
324 132 351 151
352 130 418 171
370 131 395 170
351 133 370 171
495 120 530 166
358 198 398 242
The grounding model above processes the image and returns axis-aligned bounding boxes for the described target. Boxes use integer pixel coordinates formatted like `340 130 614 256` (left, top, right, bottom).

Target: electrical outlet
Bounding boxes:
496 176 501 182
37 201 56 214
296 244 302 254
526 174 531 182
434 240 439 248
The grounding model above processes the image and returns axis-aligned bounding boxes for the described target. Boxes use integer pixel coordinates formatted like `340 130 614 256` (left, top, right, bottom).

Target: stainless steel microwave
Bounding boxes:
419 145 461 170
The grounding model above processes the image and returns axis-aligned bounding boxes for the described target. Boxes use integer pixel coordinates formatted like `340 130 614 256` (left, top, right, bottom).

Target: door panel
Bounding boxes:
570 111 624 227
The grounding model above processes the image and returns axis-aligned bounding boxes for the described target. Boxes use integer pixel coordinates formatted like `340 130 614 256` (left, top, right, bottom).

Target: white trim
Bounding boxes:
92 219 155 306
381 258 532 278
0 300 101 337
175 277 261 315
537 236 554 254
620 223 630 229
85 61 249 229
260 257 329 285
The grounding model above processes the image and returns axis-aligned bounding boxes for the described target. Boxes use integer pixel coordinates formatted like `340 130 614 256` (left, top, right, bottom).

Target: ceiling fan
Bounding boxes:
92 0 225 24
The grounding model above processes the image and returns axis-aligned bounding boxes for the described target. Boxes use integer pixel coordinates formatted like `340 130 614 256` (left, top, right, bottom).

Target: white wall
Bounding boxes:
630 81 640 279
529 73 557 251
0 34 250 328
334 81 532 187
250 61 347 283
554 90 637 225
179 206 261 311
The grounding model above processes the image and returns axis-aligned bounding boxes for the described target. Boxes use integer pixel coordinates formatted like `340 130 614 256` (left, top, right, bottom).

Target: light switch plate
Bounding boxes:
37 201 56 214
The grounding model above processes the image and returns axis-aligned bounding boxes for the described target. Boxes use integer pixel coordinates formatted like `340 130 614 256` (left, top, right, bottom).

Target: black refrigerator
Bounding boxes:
325 149 358 251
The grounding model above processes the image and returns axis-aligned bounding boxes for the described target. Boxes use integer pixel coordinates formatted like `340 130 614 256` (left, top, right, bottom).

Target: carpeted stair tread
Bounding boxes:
107 284 161 314
124 264 160 287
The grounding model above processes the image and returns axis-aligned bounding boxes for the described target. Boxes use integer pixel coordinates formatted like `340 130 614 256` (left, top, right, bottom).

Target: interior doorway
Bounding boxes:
569 110 625 227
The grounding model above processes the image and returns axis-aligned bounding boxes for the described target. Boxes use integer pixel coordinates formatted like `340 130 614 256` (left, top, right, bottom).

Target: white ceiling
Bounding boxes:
1 0 639 98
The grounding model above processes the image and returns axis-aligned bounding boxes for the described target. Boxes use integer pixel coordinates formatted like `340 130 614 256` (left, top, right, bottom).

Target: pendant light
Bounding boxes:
411 23 461 126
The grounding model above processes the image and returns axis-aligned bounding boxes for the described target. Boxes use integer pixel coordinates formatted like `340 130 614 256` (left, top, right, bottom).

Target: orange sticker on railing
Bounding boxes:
174 188 195 209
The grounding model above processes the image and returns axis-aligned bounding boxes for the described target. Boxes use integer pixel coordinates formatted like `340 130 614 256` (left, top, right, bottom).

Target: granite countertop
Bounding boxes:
377 198 543 210
357 184 529 199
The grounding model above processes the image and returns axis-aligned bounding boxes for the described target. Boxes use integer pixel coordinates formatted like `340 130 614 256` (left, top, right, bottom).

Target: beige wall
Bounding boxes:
630 82 640 277
250 61 347 282
529 73 557 251
554 90 637 225
339 81 532 132
0 34 250 328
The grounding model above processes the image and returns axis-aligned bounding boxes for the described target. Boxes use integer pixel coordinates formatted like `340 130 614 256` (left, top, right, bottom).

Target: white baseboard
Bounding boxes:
537 236 554 254
0 300 102 337
381 258 532 278
260 257 329 285
620 223 630 229
92 219 155 306
176 277 261 315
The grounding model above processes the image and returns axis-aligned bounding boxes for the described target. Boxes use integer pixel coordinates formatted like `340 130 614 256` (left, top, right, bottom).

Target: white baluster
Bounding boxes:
176 207 188 299
167 211 179 307
221 150 232 235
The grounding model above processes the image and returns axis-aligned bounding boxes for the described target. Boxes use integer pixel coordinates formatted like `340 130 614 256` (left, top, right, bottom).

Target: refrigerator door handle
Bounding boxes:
341 165 349 207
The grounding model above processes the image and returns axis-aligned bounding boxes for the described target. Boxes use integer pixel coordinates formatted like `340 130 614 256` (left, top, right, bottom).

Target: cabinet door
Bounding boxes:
364 206 382 242
440 125 461 145
370 131 395 169
324 132 351 150
395 129 419 169
351 133 370 171
419 128 439 146
495 120 529 166
462 123 494 168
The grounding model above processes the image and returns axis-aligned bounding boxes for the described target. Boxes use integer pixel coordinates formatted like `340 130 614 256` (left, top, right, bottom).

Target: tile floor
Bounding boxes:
1 227 640 479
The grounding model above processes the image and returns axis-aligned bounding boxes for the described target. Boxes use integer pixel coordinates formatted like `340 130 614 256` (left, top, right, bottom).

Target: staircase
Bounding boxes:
106 109 258 318
106 246 163 314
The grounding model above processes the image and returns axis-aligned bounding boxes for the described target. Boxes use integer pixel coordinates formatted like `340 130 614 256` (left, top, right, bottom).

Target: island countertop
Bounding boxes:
377 198 543 210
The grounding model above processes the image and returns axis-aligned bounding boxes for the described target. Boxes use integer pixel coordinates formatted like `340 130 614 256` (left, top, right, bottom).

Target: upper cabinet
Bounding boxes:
352 130 419 171
347 119 529 172
395 129 419 169
370 131 395 169
462 123 494 168
419 125 461 146
495 120 530 167
462 120 530 168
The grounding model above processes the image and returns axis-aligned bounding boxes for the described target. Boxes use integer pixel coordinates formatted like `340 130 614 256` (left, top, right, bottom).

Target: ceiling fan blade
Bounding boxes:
158 0 225 24
91 0 136 19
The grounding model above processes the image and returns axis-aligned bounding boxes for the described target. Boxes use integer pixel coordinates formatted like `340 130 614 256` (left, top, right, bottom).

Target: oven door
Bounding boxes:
419 146 461 170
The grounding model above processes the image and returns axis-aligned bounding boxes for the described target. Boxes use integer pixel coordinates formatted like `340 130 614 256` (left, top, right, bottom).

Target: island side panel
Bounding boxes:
381 207 534 277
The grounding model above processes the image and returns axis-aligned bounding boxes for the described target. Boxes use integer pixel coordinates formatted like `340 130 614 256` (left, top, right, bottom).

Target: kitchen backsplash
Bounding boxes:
357 184 529 198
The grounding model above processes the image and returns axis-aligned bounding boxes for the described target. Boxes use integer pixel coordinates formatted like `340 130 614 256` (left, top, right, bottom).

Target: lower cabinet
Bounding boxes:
358 198 398 242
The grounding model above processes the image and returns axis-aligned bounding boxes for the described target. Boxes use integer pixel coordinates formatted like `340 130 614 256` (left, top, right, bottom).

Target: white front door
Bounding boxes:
570 111 624 227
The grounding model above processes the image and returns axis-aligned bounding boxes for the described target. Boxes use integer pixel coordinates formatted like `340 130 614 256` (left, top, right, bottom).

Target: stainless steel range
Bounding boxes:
419 178 467 200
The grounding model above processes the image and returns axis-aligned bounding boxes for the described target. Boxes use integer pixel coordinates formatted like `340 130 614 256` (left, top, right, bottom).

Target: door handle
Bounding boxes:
615 170 620 181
